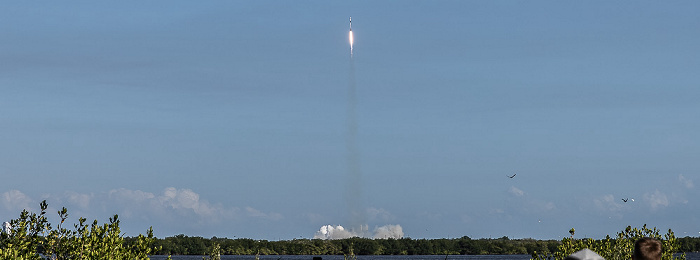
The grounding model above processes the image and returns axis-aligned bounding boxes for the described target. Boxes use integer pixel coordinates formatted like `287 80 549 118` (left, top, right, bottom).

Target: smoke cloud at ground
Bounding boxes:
314 224 404 240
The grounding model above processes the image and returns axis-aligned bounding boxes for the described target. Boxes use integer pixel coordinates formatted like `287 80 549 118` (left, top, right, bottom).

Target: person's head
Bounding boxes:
633 237 662 260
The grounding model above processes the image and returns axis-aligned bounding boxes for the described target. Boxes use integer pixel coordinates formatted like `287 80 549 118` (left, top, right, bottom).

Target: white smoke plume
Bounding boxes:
314 224 403 240
373 224 403 239
314 225 356 240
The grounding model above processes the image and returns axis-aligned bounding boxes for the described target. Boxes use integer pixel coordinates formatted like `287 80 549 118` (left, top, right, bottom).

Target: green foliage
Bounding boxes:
151 231 700 257
677 236 700 253
532 225 685 260
0 200 158 260
205 243 221 260
155 235 562 256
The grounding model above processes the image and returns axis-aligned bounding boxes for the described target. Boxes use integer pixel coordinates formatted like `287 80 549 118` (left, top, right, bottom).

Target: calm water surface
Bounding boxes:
150 253 700 260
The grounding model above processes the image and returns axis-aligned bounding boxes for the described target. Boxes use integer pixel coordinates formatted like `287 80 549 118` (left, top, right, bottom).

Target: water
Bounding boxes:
150 252 700 260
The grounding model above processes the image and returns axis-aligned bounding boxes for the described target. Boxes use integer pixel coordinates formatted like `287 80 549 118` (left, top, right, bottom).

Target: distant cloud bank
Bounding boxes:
1 190 33 212
108 187 241 223
0 187 282 236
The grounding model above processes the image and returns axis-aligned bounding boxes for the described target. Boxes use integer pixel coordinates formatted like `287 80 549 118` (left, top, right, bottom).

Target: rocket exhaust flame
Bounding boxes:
349 17 353 56
349 30 354 56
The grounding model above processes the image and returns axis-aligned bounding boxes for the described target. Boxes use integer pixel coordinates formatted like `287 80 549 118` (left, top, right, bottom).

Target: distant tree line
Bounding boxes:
678 237 700 253
145 235 560 256
5 202 697 259
140 235 700 256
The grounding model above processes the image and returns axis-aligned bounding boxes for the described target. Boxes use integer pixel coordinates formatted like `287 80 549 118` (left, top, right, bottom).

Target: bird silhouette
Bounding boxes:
507 174 516 179
622 198 628 202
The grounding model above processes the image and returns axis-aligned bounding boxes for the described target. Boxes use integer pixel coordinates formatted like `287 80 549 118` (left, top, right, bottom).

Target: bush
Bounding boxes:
532 224 685 260
0 200 158 259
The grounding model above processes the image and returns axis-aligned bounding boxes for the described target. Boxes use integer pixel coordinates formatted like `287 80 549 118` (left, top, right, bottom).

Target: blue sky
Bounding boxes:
2 1 700 240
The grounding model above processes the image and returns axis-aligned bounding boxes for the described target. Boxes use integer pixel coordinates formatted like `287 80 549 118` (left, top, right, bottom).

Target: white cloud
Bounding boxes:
3 188 277 224
1 190 33 212
679 174 694 189
509 186 525 197
109 188 155 202
160 187 216 217
108 188 160 218
64 191 92 209
245 206 267 217
646 190 669 210
107 187 240 223
0 188 287 237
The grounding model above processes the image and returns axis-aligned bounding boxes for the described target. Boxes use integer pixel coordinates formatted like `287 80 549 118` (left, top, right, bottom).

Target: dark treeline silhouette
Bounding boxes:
144 235 557 256
135 235 700 256
679 237 700 253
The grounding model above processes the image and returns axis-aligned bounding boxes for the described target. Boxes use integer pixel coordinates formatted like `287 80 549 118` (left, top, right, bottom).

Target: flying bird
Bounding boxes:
622 198 628 202
507 174 516 179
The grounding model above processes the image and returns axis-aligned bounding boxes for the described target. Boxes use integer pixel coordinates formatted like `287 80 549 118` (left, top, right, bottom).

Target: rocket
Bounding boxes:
349 16 354 56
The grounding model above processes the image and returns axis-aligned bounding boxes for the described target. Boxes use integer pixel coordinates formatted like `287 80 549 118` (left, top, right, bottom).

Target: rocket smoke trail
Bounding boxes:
313 19 403 239
345 16 367 236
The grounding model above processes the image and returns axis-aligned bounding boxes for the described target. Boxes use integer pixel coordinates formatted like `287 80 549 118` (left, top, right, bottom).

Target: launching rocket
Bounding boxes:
349 17 354 55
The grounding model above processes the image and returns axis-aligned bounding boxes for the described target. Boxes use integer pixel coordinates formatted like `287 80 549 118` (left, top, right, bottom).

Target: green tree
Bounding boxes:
206 243 221 260
0 200 157 260
532 225 685 260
